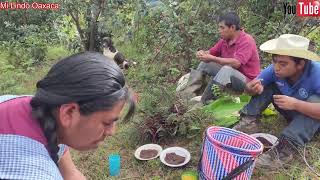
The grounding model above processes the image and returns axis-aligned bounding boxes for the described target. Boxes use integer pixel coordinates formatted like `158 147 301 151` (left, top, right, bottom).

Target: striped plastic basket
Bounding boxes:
199 126 263 180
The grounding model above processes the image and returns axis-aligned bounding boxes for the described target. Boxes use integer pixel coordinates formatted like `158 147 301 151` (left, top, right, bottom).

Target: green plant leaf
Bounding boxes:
189 125 201 131
178 122 187 135
168 126 178 136
203 95 250 127
262 108 277 116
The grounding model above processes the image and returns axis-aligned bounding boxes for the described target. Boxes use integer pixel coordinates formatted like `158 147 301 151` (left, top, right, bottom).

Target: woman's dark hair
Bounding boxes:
218 12 241 30
30 52 135 165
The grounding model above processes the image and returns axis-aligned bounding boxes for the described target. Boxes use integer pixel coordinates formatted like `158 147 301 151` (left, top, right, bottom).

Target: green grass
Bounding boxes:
2 43 320 179
21 46 72 93
71 42 320 180
71 121 204 180
0 46 71 94
70 114 320 180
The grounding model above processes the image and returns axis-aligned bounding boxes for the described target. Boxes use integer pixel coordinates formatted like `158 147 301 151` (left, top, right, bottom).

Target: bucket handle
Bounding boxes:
221 159 254 180
198 128 255 180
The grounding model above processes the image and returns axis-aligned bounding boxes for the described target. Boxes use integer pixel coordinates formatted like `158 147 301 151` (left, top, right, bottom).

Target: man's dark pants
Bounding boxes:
240 84 320 146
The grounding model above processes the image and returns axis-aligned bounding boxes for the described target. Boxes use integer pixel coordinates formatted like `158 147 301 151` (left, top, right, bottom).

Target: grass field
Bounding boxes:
3 44 320 180
70 114 320 180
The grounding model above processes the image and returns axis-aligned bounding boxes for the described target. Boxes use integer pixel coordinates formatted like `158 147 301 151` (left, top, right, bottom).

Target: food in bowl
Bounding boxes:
140 149 158 159
256 136 273 152
164 152 185 165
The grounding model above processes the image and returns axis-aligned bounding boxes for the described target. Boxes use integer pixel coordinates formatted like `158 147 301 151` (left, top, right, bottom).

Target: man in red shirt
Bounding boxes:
179 12 260 104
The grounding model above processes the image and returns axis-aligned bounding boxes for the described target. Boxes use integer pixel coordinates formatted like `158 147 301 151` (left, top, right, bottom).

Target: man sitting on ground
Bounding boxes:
178 12 260 104
236 34 320 168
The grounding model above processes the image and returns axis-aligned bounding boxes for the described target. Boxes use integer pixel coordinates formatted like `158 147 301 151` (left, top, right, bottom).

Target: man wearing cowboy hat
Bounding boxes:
234 34 320 168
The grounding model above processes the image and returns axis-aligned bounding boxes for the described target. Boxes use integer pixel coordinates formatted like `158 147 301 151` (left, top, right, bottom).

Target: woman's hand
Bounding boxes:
58 149 87 180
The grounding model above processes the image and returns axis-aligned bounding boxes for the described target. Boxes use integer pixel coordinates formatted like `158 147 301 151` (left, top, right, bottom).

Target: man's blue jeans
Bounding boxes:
240 84 320 146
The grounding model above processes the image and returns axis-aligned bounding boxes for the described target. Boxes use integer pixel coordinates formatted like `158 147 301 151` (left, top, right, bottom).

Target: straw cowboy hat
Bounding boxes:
260 34 320 61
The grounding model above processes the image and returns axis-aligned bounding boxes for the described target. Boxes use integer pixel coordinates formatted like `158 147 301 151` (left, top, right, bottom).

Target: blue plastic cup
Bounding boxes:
108 154 121 176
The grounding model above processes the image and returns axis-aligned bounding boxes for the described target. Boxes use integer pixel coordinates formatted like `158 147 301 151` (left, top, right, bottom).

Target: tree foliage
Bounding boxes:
105 0 319 68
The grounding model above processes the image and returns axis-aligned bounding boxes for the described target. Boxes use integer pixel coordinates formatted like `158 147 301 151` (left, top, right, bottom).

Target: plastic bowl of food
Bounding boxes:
160 147 191 167
134 144 163 160
251 133 278 152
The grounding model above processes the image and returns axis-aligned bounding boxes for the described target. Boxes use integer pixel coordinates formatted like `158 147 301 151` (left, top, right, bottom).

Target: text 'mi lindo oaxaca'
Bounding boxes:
0 2 59 10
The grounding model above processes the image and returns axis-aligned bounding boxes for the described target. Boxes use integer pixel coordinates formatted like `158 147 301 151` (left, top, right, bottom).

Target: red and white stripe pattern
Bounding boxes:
199 126 263 180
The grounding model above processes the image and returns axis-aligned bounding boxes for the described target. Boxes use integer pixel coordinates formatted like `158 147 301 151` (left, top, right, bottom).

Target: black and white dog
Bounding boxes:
101 37 136 69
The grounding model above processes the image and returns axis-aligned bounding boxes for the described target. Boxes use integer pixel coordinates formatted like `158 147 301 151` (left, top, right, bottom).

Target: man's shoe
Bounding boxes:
232 115 259 133
200 79 218 105
255 137 296 170
178 70 205 99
